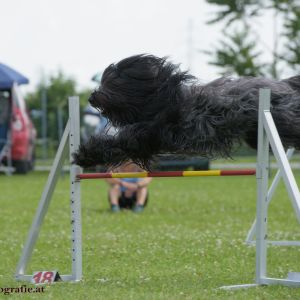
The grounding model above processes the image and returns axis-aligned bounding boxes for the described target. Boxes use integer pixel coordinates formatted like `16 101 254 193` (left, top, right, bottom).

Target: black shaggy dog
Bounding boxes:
73 54 300 169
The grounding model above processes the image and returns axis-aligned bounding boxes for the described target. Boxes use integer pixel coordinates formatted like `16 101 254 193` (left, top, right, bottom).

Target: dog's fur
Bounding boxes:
73 54 300 169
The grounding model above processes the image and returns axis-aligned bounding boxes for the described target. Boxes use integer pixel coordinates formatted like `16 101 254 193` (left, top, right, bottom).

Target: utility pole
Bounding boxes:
41 88 48 160
187 18 194 72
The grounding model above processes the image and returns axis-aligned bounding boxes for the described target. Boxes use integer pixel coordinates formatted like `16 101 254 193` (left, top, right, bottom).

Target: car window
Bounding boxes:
12 83 26 111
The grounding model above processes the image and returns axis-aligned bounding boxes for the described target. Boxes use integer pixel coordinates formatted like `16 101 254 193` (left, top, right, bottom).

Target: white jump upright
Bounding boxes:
221 89 300 289
15 96 82 282
254 89 300 286
15 90 300 287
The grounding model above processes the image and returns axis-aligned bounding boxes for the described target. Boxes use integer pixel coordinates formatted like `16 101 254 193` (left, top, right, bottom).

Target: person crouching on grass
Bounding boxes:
106 162 152 213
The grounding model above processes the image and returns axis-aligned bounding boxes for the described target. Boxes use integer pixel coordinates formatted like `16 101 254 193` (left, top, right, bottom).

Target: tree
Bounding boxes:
283 4 300 72
205 29 265 76
204 0 300 78
27 71 92 157
206 0 262 26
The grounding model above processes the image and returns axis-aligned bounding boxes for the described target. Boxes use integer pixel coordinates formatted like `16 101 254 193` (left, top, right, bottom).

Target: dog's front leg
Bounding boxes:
73 124 159 169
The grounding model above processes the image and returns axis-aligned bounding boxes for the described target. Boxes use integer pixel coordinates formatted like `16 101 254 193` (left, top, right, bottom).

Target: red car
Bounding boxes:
0 84 36 173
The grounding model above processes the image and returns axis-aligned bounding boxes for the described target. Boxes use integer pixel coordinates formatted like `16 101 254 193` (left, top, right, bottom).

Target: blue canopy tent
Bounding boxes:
0 63 29 89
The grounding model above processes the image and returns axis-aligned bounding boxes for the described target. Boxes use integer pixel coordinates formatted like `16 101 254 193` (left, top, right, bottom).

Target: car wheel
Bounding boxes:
28 151 36 171
13 160 29 174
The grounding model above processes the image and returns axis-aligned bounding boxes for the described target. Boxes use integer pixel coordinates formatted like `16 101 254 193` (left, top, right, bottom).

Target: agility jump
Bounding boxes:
15 90 300 288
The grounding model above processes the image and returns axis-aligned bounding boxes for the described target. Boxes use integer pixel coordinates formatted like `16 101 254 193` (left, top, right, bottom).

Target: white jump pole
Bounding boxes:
68 97 82 281
255 89 270 285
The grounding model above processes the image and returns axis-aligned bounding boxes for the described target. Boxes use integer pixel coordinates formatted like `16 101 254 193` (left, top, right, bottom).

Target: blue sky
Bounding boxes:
0 0 275 93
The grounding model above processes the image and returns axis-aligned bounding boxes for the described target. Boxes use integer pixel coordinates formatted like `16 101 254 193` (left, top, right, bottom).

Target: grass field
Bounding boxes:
1 171 300 299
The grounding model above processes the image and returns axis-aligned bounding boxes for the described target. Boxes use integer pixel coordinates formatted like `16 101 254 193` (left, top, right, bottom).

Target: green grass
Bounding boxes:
1 171 300 299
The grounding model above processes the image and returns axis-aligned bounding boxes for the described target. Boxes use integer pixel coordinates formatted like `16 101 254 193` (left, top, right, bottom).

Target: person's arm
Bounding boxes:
137 178 152 188
120 180 138 192
119 178 152 191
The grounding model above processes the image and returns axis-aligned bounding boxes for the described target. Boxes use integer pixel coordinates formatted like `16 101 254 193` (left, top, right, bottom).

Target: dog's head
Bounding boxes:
89 54 194 127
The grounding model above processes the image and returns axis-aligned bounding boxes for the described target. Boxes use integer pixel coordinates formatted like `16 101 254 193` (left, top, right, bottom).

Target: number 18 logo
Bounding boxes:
31 271 60 284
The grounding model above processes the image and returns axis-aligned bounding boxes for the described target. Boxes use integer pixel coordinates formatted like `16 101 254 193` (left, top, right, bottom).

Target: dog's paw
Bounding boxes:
72 135 117 168
72 144 94 167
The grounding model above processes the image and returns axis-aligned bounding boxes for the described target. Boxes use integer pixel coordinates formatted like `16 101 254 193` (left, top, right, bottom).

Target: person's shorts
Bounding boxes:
109 192 149 209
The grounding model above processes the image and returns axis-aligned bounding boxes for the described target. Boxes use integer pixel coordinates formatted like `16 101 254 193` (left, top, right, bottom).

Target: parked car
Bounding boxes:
0 84 36 173
81 104 117 143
